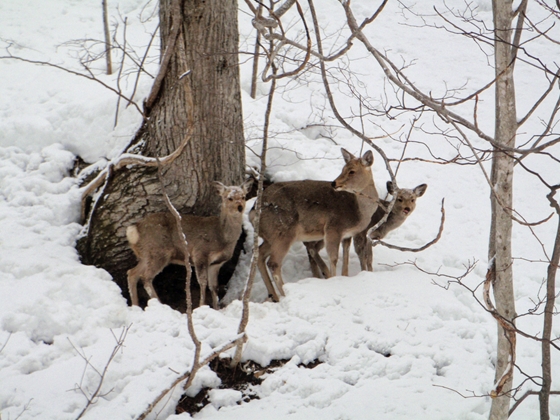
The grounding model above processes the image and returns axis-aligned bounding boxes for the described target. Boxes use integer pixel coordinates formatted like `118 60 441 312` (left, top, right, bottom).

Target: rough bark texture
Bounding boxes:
488 0 516 418
77 0 245 310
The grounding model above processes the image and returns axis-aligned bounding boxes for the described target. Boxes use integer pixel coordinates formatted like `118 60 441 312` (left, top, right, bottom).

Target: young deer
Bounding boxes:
251 148 379 301
305 181 427 276
353 181 427 271
126 180 252 309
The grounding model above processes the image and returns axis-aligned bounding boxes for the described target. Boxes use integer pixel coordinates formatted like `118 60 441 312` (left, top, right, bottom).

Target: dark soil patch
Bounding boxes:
175 357 322 416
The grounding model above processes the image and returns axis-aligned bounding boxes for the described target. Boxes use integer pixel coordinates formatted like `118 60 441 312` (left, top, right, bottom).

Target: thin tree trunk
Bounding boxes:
539 189 560 420
102 0 112 75
78 0 245 309
488 1 517 418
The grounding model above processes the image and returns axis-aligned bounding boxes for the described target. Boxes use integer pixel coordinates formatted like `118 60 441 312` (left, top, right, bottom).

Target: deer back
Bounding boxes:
257 149 378 243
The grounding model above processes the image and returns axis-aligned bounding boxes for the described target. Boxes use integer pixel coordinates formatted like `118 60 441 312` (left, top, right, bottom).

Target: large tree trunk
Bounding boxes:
488 0 517 418
77 0 245 310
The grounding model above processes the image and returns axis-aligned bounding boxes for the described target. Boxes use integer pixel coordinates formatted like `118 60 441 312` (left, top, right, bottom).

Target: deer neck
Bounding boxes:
219 209 243 242
356 181 379 222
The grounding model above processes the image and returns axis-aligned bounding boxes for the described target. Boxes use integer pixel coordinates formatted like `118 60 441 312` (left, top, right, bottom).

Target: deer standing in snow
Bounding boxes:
250 148 379 301
126 180 252 309
305 181 427 276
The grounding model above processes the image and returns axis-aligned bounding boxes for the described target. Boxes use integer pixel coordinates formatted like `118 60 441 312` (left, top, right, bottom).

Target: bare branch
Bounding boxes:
136 335 245 420
0 53 144 116
73 326 131 419
143 0 182 113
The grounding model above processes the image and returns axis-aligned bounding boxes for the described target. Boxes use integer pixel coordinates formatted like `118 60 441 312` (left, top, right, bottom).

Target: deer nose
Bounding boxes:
331 181 337 188
238 205 244 212
403 207 410 214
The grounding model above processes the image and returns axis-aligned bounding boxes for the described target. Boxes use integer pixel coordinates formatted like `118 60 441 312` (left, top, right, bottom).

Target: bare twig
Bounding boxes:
232 44 278 369
73 326 131 419
0 53 144 116
79 69 194 225
113 17 128 128
0 332 11 354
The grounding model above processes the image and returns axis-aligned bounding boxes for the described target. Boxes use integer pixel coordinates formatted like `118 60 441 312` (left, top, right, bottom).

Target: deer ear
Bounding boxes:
241 179 253 196
213 181 226 195
341 148 355 163
414 184 428 197
361 150 373 167
386 181 395 195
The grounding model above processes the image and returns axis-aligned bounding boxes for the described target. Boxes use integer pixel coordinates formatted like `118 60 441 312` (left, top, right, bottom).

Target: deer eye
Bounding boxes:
228 197 234 201
349 170 355 175
398 198 403 202
411 199 415 202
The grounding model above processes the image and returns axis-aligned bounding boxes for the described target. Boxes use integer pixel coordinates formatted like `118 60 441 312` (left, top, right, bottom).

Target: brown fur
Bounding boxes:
250 148 379 301
126 180 252 309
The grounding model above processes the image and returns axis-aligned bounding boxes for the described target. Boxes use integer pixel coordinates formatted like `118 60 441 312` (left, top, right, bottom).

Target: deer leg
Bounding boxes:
257 240 280 302
194 261 209 307
208 263 222 310
365 242 373 271
341 238 351 276
142 277 160 302
267 238 293 297
127 265 142 306
305 240 330 278
325 232 342 278
353 231 369 272
128 260 162 306
305 242 322 278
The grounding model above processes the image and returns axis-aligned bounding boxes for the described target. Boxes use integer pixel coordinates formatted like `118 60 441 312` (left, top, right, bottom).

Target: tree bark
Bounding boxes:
78 0 245 309
539 189 560 420
488 1 517 418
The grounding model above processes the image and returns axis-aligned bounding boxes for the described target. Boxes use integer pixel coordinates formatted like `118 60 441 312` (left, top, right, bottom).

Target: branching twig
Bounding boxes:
73 326 131 419
136 335 245 420
0 53 144 116
143 0 182 113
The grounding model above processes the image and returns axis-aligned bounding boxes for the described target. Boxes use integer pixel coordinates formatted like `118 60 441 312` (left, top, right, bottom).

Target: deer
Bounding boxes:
126 180 252 309
250 148 379 302
305 181 427 276
354 181 427 271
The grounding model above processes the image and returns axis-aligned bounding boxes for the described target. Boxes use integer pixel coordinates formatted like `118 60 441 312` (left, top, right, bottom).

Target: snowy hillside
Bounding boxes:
1 0 559 419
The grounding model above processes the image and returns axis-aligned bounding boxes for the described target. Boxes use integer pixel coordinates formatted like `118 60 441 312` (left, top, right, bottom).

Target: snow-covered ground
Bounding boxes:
1 0 559 419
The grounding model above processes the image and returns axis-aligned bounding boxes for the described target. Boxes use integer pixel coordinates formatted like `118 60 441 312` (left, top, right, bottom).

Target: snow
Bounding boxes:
1 0 559 419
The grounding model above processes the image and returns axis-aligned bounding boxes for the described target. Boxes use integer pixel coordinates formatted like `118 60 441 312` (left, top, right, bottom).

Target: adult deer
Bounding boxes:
306 181 427 276
126 180 252 309
251 148 378 301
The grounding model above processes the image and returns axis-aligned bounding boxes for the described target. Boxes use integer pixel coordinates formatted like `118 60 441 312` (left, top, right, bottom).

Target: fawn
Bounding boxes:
126 180 252 309
250 148 379 301
354 181 427 271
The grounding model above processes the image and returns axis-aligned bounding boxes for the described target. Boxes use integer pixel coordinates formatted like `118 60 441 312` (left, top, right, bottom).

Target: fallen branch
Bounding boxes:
136 334 245 420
